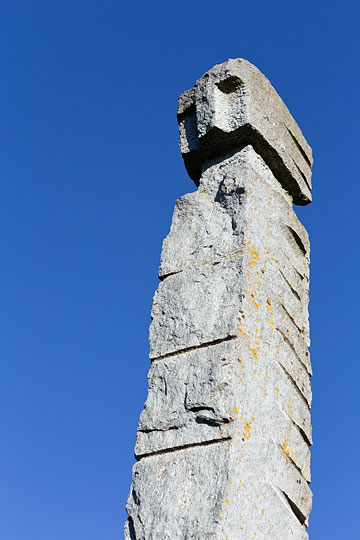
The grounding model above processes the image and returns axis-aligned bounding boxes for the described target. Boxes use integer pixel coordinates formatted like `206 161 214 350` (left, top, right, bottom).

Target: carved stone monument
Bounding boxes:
125 58 313 540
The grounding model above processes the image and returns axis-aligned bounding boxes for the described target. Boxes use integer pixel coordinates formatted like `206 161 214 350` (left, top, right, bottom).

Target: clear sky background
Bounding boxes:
0 1 358 538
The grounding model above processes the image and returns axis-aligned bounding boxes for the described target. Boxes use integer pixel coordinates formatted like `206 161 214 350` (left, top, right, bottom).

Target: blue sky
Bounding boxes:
0 1 359 538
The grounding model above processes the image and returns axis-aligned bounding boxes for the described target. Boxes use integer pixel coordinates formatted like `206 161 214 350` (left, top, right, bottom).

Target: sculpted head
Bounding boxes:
177 59 313 205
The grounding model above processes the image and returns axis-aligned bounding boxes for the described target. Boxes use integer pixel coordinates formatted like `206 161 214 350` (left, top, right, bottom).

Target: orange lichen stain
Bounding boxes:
233 406 239 414
282 438 289 456
267 319 274 326
248 187 252 193
225 499 229 504
261 509 264 515
287 404 294 418
243 421 253 440
239 328 249 339
250 347 259 359
273 258 278 264
201 258 214 266
229 479 233 485
249 246 259 267
237 357 242 363
201 188 207 193
266 297 273 313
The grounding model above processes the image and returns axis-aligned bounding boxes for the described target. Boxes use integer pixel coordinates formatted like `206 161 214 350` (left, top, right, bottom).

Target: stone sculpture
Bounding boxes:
125 58 313 540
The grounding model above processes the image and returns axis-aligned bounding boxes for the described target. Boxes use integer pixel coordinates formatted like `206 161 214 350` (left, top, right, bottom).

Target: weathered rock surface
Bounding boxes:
125 60 313 539
178 58 313 205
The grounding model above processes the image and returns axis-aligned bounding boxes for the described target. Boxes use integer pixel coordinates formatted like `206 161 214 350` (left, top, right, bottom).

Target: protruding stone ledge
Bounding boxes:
178 58 313 205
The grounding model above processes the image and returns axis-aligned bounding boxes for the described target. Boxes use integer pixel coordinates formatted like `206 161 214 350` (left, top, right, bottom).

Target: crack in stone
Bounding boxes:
282 490 307 527
137 436 232 461
276 327 311 377
277 402 312 447
279 268 302 302
284 124 313 169
150 334 238 362
277 360 311 409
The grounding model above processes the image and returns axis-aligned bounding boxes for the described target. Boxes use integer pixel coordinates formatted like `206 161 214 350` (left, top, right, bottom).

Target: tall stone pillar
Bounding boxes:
125 59 313 540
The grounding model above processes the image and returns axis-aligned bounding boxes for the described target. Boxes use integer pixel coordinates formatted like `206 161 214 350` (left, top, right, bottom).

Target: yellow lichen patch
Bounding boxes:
233 406 239 414
266 297 273 314
250 347 259 359
275 387 279 392
201 258 214 265
264 388 267 397
282 438 289 456
265 371 268 376
249 246 259 268
201 188 207 193
243 423 252 440
273 258 278 264
225 499 229 504
261 509 264 515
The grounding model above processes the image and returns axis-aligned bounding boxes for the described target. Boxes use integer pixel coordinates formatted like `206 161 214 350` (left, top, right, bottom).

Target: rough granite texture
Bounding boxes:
125 59 313 540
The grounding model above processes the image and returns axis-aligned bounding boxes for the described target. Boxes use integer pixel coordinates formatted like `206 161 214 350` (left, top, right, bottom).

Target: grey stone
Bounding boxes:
150 262 243 359
178 58 313 205
125 60 313 539
135 340 238 458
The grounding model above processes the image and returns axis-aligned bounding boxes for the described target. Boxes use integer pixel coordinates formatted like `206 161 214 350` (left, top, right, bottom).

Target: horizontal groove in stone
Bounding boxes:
150 334 238 362
136 436 232 461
